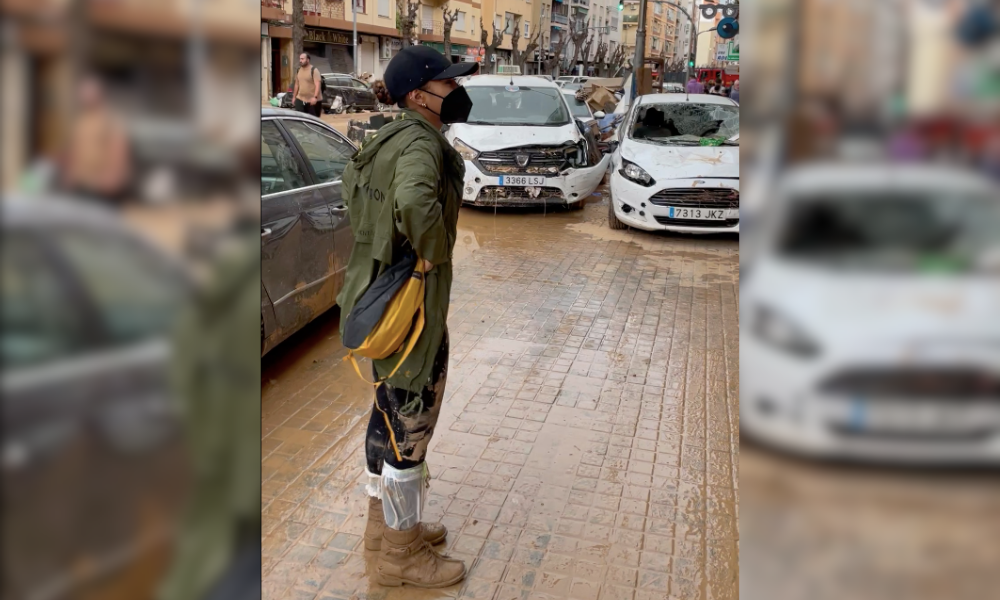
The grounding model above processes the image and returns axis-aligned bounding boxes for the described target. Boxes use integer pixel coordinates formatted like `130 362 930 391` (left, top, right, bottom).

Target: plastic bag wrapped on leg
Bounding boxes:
380 463 427 530
366 469 382 498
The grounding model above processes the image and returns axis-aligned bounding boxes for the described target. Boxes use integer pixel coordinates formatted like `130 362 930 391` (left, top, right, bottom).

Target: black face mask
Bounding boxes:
421 86 473 124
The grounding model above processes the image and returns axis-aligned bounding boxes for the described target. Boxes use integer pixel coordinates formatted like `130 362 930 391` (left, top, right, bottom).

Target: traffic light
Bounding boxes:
617 1 624 11
717 17 739 39
688 60 694 68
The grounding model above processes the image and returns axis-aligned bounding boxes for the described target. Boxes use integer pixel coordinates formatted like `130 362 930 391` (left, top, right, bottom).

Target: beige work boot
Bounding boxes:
375 524 466 588
364 497 447 551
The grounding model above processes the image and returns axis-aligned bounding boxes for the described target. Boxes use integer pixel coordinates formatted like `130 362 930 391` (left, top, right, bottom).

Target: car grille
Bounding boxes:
472 186 566 207
476 146 570 175
653 216 739 228
648 188 740 208
820 368 1000 400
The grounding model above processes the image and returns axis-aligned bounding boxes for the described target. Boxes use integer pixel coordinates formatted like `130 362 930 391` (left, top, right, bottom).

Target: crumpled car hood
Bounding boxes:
446 123 582 151
622 139 739 180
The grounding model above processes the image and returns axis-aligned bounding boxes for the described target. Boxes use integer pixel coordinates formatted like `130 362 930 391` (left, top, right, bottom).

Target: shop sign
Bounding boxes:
305 28 352 46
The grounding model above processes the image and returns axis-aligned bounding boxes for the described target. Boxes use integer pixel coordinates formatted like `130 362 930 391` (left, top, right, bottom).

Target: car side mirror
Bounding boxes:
594 111 606 119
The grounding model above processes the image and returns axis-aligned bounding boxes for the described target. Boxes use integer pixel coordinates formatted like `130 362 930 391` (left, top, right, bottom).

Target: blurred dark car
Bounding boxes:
261 108 357 355
321 74 380 113
2 197 193 599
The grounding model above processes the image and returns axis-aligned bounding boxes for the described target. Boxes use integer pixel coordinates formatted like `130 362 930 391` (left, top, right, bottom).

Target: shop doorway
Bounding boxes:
271 44 282 95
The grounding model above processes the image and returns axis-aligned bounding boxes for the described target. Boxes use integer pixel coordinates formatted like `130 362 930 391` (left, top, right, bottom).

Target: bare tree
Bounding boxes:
567 17 589 76
480 17 505 74
543 33 568 76
608 44 629 77
397 0 419 46
510 16 542 71
593 39 609 76
580 33 597 76
442 3 459 61
293 0 305 60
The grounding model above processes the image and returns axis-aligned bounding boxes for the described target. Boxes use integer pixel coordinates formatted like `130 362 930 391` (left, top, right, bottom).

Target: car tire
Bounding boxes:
608 198 628 230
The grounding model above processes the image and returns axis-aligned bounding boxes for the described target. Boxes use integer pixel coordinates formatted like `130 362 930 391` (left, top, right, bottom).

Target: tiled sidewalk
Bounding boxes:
262 203 739 600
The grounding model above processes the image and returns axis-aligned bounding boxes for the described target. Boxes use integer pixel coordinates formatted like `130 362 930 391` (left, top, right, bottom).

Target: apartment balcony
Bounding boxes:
551 13 568 25
622 14 638 23
422 20 443 35
571 0 589 5
261 0 285 20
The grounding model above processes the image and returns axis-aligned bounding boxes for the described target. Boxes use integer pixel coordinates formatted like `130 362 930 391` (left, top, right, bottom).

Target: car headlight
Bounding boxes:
619 159 655 186
453 138 479 161
752 305 820 358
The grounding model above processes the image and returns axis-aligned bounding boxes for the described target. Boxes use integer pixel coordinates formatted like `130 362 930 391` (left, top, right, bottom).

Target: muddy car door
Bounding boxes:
2 224 188 599
261 118 336 344
280 118 356 295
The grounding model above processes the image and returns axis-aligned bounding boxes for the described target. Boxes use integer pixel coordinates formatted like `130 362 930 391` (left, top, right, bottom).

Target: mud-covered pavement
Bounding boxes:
261 194 740 600
740 444 1000 600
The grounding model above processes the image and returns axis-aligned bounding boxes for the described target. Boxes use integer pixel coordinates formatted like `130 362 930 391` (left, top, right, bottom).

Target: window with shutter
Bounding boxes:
456 11 466 31
378 0 389 17
422 5 433 30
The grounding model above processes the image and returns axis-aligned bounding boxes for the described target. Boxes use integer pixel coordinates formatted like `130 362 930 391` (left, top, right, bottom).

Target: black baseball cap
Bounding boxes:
384 45 479 102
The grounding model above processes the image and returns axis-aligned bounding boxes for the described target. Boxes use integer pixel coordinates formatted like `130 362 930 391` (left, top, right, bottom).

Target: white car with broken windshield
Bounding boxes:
742 164 1000 464
445 76 610 208
608 93 739 233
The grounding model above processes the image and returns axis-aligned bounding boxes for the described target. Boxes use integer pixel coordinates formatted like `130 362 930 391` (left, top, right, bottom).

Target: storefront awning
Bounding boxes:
421 41 467 56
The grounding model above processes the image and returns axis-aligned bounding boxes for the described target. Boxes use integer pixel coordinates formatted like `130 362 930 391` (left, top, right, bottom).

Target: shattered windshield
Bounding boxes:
629 102 739 145
778 194 1000 273
465 86 572 126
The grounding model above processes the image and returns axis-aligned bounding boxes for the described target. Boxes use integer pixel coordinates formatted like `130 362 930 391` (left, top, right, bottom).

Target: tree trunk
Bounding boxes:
398 0 418 47
292 0 305 60
442 4 457 62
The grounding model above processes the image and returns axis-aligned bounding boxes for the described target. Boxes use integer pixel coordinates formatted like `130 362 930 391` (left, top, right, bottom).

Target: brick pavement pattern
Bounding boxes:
262 205 740 600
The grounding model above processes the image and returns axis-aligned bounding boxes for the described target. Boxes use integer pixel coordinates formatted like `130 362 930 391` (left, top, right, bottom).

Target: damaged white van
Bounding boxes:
445 76 610 208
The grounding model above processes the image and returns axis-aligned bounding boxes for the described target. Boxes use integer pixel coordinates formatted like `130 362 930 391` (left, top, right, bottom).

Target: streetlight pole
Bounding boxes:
631 0 649 86
352 0 359 74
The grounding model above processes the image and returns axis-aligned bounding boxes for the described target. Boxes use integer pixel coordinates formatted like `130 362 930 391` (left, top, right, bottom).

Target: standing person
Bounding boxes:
709 79 725 96
686 73 705 94
336 45 478 589
730 79 740 103
293 53 323 117
159 170 261 600
61 75 132 203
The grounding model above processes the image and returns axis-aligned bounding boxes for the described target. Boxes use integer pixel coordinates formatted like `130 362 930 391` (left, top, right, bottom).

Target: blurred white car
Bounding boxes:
741 164 1000 464
608 93 739 233
446 76 609 208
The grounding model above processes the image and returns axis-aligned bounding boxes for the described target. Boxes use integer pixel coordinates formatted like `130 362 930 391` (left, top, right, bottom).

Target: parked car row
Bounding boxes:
260 74 743 353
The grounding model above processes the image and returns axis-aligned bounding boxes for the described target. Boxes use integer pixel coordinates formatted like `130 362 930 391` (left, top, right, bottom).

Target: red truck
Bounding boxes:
697 67 739 87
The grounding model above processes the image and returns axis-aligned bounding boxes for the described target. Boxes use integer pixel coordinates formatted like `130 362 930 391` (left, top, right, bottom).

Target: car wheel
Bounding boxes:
608 197 627 230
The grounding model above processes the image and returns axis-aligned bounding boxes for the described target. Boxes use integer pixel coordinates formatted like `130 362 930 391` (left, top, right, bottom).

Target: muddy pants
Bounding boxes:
364 332 448 530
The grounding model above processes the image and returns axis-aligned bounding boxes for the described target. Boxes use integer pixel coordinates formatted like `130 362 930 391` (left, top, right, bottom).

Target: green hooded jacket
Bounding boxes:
160 226 261 600
337 110 463 393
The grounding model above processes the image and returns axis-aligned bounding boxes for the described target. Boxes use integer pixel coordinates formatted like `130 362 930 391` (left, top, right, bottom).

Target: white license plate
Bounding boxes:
667 207 738 220
831 398 1000 433
499 175 546 186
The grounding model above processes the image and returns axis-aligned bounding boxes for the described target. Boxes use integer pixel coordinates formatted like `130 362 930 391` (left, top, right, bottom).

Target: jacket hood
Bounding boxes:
351 111 435 171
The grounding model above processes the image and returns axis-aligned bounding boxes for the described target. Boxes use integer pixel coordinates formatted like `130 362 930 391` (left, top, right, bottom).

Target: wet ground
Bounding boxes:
261 194 740 600
740 444 1000 600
